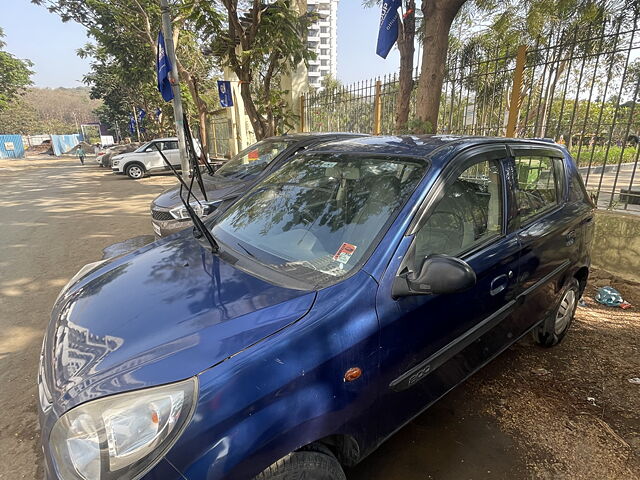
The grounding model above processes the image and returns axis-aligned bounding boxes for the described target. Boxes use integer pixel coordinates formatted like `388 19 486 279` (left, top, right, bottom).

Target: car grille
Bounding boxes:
151 209 173 221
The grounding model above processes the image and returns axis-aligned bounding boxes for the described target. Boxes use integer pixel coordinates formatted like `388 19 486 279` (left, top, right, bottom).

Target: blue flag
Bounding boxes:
376 0 401 59
128 114 136 135
157 31 175 102
137 108 147 133
217 80 234 108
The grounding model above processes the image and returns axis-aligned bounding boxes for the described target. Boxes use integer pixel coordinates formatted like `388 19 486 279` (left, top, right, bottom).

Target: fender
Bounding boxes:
165 271 381 480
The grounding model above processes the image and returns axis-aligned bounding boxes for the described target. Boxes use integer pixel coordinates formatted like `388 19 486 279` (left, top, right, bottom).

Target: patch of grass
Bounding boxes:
569 145 640 167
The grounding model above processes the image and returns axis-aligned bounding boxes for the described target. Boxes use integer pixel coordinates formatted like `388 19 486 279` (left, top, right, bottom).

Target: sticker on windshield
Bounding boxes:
333 243 357 264
319 161 337 168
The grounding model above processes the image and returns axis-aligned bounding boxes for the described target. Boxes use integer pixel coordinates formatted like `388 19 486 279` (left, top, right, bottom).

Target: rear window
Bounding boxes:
514 156 562 222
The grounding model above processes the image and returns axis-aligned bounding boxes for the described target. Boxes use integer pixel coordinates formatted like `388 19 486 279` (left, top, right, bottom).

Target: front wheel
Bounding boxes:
254 447 346 480
126 164 145 179
533 278 579 347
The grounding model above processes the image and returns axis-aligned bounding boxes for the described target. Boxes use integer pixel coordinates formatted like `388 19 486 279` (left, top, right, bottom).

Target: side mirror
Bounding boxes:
393 254 477 297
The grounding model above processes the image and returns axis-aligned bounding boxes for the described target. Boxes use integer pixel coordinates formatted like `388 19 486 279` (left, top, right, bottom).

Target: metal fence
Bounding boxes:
207 115 232 159
303 21 640 213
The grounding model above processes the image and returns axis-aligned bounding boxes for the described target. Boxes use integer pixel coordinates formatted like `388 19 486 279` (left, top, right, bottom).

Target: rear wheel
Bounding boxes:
126 163 145 179
533 278 579 347
254 445 346 480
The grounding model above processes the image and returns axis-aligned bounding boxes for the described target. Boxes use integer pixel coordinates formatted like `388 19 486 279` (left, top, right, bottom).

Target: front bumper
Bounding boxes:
111 167 123 174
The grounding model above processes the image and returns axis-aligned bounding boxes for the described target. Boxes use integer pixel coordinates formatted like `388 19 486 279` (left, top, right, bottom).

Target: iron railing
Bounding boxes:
303 21 640 212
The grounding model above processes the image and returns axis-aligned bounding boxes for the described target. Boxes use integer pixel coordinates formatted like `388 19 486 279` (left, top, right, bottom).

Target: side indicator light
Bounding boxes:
344 367 362 382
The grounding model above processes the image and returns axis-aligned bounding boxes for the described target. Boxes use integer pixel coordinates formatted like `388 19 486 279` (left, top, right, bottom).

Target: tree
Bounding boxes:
365 0 417 133
445 0 632 138
195 0 315 139
414 0 468 133
395 0 416 132
0 87 100 135
0 28 34 113
33 0 219 150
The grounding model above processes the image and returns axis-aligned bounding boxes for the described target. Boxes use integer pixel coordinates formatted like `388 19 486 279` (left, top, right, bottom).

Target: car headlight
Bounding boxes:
56 259 110 304
49 378 197 480
169 201 220 220
112 160 120 166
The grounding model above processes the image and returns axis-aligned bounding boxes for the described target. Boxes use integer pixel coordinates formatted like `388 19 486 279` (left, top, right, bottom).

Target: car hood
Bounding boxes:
43 235 315 414
152 175 249 209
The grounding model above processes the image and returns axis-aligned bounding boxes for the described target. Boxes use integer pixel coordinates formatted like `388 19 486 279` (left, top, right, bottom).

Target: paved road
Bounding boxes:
0 156 176 478
580 163 640 210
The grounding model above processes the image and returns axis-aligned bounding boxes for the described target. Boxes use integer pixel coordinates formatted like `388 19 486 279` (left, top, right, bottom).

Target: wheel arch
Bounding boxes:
573 266 589 295
125 160 146 172
310 434 361 467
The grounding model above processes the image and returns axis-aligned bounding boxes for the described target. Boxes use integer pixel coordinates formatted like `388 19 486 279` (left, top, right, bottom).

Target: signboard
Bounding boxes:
217 80 234 108
4 142 14 151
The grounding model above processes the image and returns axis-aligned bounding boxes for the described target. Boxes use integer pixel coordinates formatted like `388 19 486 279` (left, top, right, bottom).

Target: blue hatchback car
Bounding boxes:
39 135 595 480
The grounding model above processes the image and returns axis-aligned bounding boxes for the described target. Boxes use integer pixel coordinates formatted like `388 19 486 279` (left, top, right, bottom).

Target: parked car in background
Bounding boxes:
150 132 367 238
97 143 141 168
39 135 594 480
112 138 189 179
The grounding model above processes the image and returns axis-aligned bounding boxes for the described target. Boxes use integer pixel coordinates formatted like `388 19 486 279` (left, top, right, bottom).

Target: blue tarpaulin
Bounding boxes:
0 135 25 159
51 134 83 156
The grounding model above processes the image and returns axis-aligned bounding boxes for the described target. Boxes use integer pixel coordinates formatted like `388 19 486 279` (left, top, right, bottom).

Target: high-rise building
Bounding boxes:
306 0 339 90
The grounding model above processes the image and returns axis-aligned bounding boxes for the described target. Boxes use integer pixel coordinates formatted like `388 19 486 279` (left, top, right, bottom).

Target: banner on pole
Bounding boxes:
376 0 401 59
217 80 234 108
157 31 175 102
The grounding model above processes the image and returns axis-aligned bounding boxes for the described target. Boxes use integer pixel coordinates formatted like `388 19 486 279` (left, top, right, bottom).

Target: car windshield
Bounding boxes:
212 153 428 286
214 138 293 180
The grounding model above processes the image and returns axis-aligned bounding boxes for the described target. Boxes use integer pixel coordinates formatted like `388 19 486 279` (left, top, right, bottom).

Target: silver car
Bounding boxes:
111 138 182 179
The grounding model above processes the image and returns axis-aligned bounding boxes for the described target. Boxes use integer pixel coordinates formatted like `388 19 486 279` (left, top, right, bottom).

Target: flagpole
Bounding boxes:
160 0 189 180
132 106 141 142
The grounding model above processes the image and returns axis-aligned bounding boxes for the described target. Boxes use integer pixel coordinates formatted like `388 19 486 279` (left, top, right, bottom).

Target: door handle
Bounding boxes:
490 274 509 296
564 229 576 246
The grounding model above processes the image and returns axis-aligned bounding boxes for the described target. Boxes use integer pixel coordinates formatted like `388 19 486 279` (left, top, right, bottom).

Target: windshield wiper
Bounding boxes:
235 242 256 258
154 134 220 254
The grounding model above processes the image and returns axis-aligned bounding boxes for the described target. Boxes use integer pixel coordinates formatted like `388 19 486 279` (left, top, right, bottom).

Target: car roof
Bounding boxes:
269 132 369 142
304 134 563 160
149 137 178 142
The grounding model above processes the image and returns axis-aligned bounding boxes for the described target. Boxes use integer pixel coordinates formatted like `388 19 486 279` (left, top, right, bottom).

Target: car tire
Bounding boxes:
254 445 346 480
126 163 145 180
532 277 580 347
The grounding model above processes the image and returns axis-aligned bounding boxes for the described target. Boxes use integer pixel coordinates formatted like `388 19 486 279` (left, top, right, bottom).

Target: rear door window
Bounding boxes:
514 155 563 223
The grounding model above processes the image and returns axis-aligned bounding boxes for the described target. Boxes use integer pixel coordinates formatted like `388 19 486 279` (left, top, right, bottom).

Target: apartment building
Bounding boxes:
306 0 339 90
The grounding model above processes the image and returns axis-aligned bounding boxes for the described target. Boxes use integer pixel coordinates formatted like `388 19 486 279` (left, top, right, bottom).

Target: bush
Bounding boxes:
569 145 639 167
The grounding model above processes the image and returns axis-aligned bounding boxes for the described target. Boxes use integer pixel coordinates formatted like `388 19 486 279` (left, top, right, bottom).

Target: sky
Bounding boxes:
3 0 91 88
1 0 400 88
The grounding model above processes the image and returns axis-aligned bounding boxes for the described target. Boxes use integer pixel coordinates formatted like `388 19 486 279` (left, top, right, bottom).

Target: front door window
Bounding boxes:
414 159 503 260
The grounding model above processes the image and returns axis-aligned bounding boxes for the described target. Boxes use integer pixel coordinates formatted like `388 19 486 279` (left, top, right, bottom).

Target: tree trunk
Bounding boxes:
240 80 271 140
415 0 467 134
395 0 416 133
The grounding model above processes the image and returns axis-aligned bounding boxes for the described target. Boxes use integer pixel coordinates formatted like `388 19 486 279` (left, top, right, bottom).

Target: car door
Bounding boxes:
162 140 180 168
142 141 164 170
507 144 583 331
374 145 522 439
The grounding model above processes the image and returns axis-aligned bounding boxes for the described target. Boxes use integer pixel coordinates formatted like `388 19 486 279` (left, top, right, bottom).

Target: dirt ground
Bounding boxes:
0 155 639 479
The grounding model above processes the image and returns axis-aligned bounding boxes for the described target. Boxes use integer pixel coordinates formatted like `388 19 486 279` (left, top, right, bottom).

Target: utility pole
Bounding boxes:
160 0 189 179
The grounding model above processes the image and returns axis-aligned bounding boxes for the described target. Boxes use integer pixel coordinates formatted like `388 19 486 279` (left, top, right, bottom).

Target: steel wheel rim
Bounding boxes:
554 289 576 335
129 166 142 178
